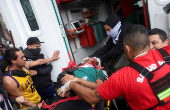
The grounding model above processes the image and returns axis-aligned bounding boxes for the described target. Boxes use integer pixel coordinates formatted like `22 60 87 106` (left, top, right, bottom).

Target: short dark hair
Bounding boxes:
148 28 168 42
3 48 20 66
123 25 150 52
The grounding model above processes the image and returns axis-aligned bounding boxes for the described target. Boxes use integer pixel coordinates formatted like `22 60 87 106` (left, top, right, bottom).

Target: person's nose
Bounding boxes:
150 44 154 50
23 57 26 61
106 31 109 34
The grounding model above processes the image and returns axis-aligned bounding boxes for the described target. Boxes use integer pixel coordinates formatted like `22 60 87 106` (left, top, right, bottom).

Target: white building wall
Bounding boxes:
148 0 170 38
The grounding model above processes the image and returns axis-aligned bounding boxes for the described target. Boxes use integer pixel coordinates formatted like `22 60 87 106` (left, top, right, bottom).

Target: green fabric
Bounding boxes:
73 67 106 82
124 12 136 24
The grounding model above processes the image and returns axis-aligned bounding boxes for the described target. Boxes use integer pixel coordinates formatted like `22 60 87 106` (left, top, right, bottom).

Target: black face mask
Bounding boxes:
28 48 41 57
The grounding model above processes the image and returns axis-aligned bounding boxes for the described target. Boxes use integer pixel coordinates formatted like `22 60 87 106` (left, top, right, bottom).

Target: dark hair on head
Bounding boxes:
148 28 168 42
3 48 20 66
123 25 150 52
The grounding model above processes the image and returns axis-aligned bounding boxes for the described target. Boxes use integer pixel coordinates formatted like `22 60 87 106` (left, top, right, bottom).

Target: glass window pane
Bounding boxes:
20 0 39 31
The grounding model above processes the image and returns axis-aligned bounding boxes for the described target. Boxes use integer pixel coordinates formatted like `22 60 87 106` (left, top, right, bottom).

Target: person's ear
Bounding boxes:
125 45 131 53
164 39 169 45
11 59 16 64
28 45 31 49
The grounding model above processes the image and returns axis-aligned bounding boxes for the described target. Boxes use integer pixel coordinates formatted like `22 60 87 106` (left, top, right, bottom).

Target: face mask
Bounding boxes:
107 29 117 39
107 21 122 44
28 48 41 56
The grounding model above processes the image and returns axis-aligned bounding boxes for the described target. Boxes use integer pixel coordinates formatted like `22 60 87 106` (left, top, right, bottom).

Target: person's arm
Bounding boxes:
99 34 124 63
70 81 103 104
15 96 28 108
3 76 36 107
89 37 115 58
114 0 124 13
62 74 100 90
19 103 42 110
59 68 127 104
25 50 60 69
18 106 39 110
114 5 121 12
29 63 52 76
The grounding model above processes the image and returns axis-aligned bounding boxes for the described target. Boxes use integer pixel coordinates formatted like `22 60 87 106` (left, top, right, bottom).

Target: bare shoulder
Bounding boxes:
3 76 22 96
3 76 17 87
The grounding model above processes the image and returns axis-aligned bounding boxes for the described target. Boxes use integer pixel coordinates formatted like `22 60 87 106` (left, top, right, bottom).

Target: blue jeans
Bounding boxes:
38 84 56 101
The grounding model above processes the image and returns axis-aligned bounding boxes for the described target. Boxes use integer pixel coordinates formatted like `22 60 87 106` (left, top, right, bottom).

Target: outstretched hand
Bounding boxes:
52 50 60 61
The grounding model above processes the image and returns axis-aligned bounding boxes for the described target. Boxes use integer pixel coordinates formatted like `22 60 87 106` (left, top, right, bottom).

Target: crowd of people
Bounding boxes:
0 12 170 110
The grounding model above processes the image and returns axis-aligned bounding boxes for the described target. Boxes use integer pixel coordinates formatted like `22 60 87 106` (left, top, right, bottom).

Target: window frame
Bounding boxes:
14 0 43 37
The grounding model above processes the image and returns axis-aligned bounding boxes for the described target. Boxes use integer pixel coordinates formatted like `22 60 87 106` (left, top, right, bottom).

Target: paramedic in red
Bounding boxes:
60 25 170 109
87 13 132 68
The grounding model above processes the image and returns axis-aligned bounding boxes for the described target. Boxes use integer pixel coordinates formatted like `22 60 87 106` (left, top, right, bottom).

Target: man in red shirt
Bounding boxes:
114 0 136 24
59 25 170 109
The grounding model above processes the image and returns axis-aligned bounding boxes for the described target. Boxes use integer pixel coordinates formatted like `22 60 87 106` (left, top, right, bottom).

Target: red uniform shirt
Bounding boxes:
97 45 170 110
118 0 135 18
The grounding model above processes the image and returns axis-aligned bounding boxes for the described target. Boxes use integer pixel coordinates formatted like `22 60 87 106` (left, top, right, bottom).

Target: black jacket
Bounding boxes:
23 51 53 91
90 22 132 64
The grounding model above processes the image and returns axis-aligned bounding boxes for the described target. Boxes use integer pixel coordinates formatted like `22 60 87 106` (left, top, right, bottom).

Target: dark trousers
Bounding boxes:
38 84 56 101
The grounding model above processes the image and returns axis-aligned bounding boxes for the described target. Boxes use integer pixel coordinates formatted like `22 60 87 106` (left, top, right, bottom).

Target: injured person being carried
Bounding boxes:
41 58 107 110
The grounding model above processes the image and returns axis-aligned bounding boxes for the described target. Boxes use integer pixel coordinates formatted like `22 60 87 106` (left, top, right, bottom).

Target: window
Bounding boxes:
15 0 43 37
20 0 39 31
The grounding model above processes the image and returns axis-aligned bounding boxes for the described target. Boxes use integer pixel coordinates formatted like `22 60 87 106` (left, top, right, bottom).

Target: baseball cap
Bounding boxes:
26 37 44 46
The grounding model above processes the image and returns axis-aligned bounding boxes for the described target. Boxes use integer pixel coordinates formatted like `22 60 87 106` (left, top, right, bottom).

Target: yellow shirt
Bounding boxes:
5 66 41 108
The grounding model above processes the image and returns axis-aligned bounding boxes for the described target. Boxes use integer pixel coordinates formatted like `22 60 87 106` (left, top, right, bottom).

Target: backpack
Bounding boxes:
129 49 170 110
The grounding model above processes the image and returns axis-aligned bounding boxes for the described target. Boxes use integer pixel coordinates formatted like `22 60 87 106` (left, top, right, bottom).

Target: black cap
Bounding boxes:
105 13 120 29
26 37 44 46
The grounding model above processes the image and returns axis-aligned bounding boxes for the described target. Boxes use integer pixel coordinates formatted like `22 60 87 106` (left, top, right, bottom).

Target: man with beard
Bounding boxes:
23 37 56 101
